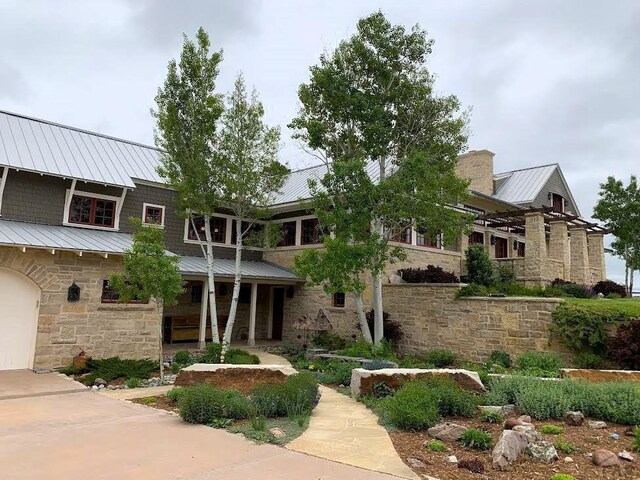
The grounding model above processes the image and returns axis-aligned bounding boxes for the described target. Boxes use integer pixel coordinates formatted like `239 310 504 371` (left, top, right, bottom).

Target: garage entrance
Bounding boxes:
0 268 40 370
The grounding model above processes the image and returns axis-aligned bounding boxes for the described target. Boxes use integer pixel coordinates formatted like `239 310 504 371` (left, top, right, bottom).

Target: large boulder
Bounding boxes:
174 364 297 395
427 422 468 442
560 368 640 383
564 411 584 426
350 368 485 398
492 430 529 470
527 441 559 464
592 449 621 467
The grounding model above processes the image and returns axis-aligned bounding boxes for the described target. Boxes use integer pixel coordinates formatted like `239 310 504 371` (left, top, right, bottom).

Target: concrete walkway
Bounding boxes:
287 386 420 480
1 374 400 480
0 370 86 400
243 347 292 366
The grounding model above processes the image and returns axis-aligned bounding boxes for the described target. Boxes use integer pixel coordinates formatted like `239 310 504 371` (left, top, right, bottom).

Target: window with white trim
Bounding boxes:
142 203 165 226
187 215 227 243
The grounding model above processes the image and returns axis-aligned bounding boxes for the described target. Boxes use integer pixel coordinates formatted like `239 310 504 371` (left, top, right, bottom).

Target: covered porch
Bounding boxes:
163 256 301 348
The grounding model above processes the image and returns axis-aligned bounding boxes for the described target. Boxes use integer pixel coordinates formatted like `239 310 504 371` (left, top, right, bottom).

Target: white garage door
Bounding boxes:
0 268 40 370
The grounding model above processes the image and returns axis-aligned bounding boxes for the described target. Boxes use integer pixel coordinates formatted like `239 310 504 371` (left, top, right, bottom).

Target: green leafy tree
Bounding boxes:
593 175 640 295
217 74 289 356
153 27 224 342
290 12 472 343
109 219 184 382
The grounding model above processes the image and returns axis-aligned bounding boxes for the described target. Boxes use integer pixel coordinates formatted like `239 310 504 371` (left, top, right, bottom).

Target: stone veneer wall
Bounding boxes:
0 247 160 369
384 284 569 362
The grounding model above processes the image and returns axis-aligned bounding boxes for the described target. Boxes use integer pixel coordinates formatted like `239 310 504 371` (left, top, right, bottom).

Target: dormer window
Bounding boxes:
143 203 165 227
68 194 116 228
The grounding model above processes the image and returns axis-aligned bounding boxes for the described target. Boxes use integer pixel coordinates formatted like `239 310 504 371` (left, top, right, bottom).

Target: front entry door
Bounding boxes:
271 288 284 341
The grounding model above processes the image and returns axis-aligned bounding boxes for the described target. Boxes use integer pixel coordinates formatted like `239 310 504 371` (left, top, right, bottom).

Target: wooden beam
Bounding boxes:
479 206 553 221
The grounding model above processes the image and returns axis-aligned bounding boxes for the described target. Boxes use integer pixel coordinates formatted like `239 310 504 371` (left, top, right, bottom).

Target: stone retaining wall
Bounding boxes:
383 284 569 362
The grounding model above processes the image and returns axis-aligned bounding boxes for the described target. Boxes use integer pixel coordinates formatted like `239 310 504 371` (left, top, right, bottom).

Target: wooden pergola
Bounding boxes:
476 207 609 235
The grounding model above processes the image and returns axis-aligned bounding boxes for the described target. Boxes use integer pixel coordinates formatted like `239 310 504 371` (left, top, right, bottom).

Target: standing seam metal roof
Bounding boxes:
492 164 558 204
0 110 164 188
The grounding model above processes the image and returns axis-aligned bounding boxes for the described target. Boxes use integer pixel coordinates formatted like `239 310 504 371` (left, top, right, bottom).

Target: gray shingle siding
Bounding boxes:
530 169 578 214
1 170 67 224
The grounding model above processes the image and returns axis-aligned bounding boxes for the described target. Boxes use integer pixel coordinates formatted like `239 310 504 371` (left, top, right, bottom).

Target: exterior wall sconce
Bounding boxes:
67 282 80 302
490 235 497 245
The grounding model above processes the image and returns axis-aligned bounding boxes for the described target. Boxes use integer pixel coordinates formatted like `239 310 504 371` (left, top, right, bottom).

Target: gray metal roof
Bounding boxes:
0 110 164 188
178 255 301 282
493 164 557 204
0 218 134 254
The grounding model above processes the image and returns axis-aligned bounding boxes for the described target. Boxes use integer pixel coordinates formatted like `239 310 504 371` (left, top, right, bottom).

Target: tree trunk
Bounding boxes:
221 218 243 361
372 156 387 346
157 299 164 384
630 269 635 298
354 292 373 343
203 216 220 343
625 246 630 296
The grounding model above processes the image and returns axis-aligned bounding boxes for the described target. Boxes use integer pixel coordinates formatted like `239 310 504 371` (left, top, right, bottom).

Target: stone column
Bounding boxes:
569 228 590 285
588 233 606 282
549 221 570 280
524 212 547 286
484 230 493 258
459 233 469 274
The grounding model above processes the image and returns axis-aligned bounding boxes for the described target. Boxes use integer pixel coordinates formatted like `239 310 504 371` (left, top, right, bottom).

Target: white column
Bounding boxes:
248 282 258 346
198 279 209 349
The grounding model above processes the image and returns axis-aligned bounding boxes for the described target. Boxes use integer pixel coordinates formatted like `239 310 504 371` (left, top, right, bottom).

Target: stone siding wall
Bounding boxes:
383 284 568 362
0 247 160 369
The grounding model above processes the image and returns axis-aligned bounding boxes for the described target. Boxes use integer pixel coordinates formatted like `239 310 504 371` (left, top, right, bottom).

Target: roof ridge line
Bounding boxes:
0 108 163 152
494 163 559 176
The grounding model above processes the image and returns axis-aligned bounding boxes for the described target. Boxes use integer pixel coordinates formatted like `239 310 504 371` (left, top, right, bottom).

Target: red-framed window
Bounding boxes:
144 205 164 225
187 216 227 243
494 237 508 258
69 195 116 228
469 231 485 245
301 218 322 245
278 221 297 247
333 292 345 308
100 280 147 304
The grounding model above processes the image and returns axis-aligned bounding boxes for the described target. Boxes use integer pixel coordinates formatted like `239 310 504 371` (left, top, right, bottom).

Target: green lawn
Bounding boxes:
564 297 640 317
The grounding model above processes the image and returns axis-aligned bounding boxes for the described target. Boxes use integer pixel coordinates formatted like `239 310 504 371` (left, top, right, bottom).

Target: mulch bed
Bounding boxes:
131 395 179 414
390 415 639 479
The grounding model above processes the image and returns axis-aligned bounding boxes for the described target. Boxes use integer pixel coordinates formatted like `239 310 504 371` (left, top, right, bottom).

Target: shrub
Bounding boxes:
398 266 459 284
554 439 576 454
279 342 304 357
311 360 360 385
251 372 318 418
380 382 439 430
573 352 605 369
593 280 627 298
173 350 192 365
224 349 260 365
364 310 403 344
311 331 347 351
86 357 157 382
550 303 627 354
141 396 156 405
198 342 222 363
167 387 185 403
634 427 640 452
427 378 477 417
338 338 396 360
457 283 488 297
540 424 564 435
607 319 640 370
458 458 485 474
460 428 492 450
425 439 447 452
495 262 515 283
488 350 512 368
251 416 266 431
551 475 576 480
481 411 503 424
371 382 396 399
125 377 142 389
423 349 458 368
465 245 494 286
549 279 594 298
514 352 563 376
179 385 253 424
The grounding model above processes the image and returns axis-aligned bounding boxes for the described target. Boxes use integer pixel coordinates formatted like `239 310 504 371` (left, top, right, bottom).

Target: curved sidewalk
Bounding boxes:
287 386 420 479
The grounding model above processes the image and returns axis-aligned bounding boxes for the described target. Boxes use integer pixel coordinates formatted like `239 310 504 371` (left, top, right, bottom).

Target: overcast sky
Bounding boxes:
0 0 638 282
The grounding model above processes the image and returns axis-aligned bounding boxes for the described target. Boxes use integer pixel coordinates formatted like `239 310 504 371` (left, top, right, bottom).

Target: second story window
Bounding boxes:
301 218 322 245
187 215 227 243
333 292 345 308
390 226 412 244
143 203 165 226
278 221 297 247
69 195 115 228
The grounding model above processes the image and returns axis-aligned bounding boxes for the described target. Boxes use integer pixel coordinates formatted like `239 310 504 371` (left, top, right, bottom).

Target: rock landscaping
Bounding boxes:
174 364 296 394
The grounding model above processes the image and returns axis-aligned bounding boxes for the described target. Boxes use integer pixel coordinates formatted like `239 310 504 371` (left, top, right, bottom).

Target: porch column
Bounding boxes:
549 221 570 280
524 212 547 287
569 228 590 285
198 279 209 350
247 282 258 347
459 233 469 274
588 233 606 282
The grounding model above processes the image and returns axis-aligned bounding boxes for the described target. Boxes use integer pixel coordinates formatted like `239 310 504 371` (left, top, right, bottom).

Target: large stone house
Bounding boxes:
0 110 606 370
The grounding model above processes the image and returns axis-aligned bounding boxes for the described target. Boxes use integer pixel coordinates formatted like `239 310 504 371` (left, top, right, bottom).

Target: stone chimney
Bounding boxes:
455 149 495 196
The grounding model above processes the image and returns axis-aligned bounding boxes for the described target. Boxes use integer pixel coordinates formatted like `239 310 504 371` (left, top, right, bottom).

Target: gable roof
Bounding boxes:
0 109 164 188
493 164 557 204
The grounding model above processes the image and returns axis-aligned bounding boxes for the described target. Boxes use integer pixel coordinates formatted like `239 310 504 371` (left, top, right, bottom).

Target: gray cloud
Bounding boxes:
0 0 637 282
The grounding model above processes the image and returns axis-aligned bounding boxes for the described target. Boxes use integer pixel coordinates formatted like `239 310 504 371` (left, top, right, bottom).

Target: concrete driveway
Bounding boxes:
0 371 399 480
